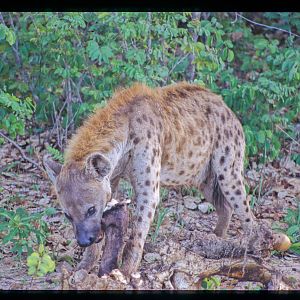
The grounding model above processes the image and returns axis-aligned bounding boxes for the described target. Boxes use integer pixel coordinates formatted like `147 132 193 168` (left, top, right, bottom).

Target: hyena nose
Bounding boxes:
77 234 96 247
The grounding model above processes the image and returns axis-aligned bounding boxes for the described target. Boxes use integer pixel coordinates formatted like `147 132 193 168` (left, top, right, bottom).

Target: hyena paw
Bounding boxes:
120 241 142 276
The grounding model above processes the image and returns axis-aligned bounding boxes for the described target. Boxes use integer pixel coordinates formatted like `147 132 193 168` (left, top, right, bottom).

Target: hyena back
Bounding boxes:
44 82 254 276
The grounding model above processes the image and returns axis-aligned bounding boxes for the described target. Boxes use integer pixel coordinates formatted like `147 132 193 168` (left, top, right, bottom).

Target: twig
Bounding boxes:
168 53 190 77
276 124 300 147
234 13 300 38
0 130 45 173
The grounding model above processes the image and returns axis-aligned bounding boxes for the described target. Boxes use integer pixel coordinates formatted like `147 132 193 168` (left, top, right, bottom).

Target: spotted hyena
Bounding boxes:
44 82 254 276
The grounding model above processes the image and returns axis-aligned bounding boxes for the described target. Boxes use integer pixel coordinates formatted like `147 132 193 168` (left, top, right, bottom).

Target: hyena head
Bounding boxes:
43 153 112 247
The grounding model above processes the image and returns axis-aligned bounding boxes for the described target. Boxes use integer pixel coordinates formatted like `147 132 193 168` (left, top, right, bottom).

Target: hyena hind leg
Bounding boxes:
200 175 233 238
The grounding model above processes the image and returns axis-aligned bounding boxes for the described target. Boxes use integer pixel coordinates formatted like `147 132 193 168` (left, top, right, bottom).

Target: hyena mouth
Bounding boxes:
95 231 104 243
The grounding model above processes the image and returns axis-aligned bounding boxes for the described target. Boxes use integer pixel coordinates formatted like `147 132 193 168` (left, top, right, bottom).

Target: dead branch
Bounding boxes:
0 130 45 173
196 261 292 290
234 13 300 38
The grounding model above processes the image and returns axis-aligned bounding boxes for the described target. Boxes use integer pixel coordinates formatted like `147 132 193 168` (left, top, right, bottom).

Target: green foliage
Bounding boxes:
46 145 64 164
0 207 56 256
119 179 134 199
0 91 34 141
151 206 169 242
0 12 299 163
201 276 221 290
283 203 300 244
27 244 55 277
159 187 169 201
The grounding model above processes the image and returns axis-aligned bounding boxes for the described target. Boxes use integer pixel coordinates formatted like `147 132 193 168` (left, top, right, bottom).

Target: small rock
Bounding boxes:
156 270 170 283
73 269 88 283
183 196 198 210
278 191 288 199
144 252 161 263
171 271 192 290
198 202 214 214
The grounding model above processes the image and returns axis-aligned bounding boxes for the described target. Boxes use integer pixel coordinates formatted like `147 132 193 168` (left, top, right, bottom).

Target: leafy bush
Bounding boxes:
0 12 299 162
0 207 56 256
27 244 55 277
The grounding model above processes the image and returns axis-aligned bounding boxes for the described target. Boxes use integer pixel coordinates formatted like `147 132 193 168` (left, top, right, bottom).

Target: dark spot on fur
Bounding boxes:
246 218 251 222
138 232 142 238
152 203 156 209
237 152 241 158
205 105 212 117
237 180 242 185
225 191 230 195
147 130 151 139
159 121 163 130
129 133 135 140
232 185 236 189
188 151 193 158
140 205 144 211
235 136 239 145
156 182 159 189
143 191 148 196
218 174 224 181
221 114 225 123
142 114 148 122
145 180 150 186
225 146 230 155
216 141 219 148
177 90 187 98
234 204 239 208
220 156 225 165
133 137 140 144
148 212 152 219
146 166 150 173
136 118 142 124
150 118 154 126
230 197 235 201
179 170 185 175
143 199 148 204
235 189 241 195
151 156 155 165
190 164 195 169
243 200 247 205
138 216 142 222
246 207 249 212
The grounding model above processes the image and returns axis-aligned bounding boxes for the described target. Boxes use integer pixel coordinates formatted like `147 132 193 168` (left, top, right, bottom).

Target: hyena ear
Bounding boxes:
43 154 62 184
86 152 112 180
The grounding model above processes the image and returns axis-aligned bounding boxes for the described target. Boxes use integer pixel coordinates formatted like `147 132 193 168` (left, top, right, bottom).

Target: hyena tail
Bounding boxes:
212 174 228 212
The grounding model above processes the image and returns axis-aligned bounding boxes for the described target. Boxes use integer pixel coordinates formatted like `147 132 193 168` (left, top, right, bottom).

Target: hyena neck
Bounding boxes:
105 140 130 179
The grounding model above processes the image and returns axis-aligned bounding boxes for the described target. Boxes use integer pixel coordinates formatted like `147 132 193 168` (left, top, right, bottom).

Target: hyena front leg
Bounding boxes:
121 144 161 276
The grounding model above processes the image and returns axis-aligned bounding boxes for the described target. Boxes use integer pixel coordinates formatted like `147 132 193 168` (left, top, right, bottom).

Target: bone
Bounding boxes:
99 203 129 277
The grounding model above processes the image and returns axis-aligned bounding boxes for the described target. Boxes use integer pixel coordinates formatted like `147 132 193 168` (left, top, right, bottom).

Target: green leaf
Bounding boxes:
257 131 266 144
289 242 300 255
227 50 234 62
6 30 16 46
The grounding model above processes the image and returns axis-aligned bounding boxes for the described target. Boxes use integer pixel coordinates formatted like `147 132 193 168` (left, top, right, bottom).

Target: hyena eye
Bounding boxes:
87 206 96 217
64 212 72 221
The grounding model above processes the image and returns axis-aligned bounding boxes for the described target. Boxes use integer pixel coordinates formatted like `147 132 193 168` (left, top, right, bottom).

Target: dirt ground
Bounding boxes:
0 133 300 290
